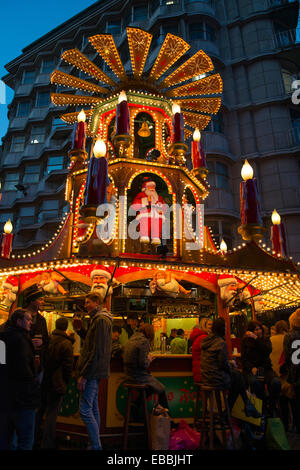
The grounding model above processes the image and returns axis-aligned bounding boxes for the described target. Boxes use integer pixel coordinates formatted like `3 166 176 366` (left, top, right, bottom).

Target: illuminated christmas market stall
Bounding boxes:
0 28 299 437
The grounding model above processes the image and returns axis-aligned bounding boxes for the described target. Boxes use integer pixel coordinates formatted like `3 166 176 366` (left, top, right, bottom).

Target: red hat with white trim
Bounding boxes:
91 268 112 280
218 277 237 288
142 177 156 191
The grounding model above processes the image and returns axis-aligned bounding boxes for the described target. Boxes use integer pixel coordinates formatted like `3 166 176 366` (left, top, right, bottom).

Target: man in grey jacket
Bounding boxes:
75 293 113 450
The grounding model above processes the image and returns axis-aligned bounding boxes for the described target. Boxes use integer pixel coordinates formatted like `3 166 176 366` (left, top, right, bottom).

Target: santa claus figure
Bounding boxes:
150 270 191 297
38 272 68 296
90 268 119 302
218 278 238 306
254 295 264 313
131 178 167 245
1 280 18 309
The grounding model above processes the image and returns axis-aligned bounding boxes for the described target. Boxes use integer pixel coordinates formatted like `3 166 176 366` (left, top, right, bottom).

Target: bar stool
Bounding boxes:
194 382 204 429
123 382 151 450
200 385 237 450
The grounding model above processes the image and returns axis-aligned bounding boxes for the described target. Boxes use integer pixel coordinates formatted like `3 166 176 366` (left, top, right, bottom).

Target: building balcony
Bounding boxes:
184 0 216 18
201 131 233 159
275 28 300 49
189 38 220 58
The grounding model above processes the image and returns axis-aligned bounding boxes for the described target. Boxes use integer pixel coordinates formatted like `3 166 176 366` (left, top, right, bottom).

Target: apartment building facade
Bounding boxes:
1 0 299 260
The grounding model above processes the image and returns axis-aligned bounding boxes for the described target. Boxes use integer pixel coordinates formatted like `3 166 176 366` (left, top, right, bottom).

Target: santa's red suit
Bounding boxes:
132 180 167 244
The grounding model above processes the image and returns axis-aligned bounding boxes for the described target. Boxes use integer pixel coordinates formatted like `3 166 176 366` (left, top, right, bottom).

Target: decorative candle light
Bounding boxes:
171 103 184 143
72 109 87 151
240 160 262 225
115 90 130 136
191 128 207 169
238 160 265 241
271 209 287 257
1 219 14 259
80 137 109 222
220 239 227 253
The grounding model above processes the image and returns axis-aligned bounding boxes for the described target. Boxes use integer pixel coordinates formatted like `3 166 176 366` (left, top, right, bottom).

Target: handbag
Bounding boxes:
266 418 290 450
150 404 171 450
231 391 263 426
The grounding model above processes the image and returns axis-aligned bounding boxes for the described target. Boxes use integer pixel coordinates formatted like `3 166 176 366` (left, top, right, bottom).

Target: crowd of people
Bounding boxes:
189 309 300 432
0 288 300 450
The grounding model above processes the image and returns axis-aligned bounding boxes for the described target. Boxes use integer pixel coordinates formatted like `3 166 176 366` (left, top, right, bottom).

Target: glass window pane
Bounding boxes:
36 92 50 107
133 6 148 21
41 59 54 73
47 156 64 173
22 71 35 84
189 23 205 40
107 21 121 35
19 206 35 216
23 165 40 183
163 24 179 35
30 127 46 144
11 136 25 152
17 101 31 117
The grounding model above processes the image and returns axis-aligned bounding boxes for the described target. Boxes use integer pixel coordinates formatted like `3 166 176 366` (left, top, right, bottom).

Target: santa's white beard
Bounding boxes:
221 288 237 305
144 189 158 203
91 283 113 301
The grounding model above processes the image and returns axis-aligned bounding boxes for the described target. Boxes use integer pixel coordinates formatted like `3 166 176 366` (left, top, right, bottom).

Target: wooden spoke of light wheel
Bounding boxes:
149 34 190 81
51 93 103 107
50 70 109 94
60 109 93 124
167 73 223 98
161 50 214 88
127 27 152 79
88 34 126 80
61 48 115 86
182 111 212 130
176 97 221 114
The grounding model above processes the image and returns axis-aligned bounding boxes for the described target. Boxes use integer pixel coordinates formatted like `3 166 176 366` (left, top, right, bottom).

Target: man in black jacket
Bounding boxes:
74 293 113 450
41 317 74 449
0 309 40 450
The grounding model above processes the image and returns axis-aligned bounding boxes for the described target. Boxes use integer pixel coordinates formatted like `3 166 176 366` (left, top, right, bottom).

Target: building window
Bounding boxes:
281 68 298 95
207 113 224 133
36 91 50 108
3 173 19 191
18 206 35 227
30 127 46 144
38 200 59 222
163 0 179 4
150 0 160 15
23 165 41 184
206 220 233 251
107 20 122 35
22 70 35 85
133 5 148 21
10 136 25 153
207 161 230 190
41 59 55 74
189 22 216 41
46 156 65 173
17 101 31 118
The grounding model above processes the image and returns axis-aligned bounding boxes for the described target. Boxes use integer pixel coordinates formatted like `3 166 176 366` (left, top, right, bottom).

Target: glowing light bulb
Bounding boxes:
193 128 201 142
118 90 127 103
220 239 227 253
77 109 86 122
4 219 13 234
271 209 281 225
93 138 107 158
172 103 181 115
241 159 254 181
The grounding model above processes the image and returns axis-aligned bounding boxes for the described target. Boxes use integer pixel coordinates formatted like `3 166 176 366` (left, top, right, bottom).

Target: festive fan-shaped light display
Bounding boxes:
51 27 222 130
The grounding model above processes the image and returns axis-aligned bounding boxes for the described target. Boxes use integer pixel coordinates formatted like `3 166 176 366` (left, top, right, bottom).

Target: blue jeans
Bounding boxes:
79 379 101 450
10 409 36 450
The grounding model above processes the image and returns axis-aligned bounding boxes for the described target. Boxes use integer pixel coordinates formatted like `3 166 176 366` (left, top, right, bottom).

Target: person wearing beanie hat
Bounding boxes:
41 316 74 449
283 308 300 432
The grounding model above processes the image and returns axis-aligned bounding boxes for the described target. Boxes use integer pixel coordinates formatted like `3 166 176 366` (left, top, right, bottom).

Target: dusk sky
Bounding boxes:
0 0 97 141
